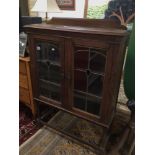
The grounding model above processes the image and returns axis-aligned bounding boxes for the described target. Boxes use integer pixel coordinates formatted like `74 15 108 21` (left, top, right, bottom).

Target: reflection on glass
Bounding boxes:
36 42 62 102
48 43 60 63
36 42 60 65
40 80 61 101
73 46 106 116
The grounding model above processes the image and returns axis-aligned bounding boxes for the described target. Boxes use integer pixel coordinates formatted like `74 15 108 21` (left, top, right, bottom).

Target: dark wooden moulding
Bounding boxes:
24 18 129 154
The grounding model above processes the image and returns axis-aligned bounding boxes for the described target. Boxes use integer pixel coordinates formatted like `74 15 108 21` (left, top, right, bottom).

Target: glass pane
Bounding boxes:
74 70 87 92
36 42 47 60
40 80 61 101
49 65 62 84
74 47 89 70
87 99 100 115
36 42 60 64
38 61 49 80
90 48 106 74
88 73 103 97
74 92 86 111
73 46 106 116
74 91 100 115
36 41 62 103
47 43 60 65
38 61 61 84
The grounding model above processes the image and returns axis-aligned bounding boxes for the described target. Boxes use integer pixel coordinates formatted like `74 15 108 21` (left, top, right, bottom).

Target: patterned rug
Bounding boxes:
19 104 40 145
19 80 130 155
20 104 130 155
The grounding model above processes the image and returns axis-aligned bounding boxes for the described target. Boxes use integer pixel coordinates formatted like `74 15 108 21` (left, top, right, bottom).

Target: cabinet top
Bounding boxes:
24 18 129 37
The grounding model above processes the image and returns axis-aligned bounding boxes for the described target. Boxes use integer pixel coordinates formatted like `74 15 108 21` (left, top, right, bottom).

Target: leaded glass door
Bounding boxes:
73 45 107 117
34 37 65 105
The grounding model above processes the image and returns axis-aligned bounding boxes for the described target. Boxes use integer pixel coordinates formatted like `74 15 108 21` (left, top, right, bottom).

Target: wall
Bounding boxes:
28 0 37 16
29 0 85 18
88 0 110 6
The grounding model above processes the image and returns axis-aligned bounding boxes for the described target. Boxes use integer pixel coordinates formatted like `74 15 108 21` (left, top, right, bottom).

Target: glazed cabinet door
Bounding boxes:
29 35 65 107
70 38 109 122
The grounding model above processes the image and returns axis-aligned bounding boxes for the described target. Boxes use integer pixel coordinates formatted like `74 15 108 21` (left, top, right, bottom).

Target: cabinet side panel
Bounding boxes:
100 39 127 126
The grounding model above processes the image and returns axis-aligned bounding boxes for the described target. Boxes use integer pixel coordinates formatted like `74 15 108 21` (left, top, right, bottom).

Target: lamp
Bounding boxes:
31 0 61 21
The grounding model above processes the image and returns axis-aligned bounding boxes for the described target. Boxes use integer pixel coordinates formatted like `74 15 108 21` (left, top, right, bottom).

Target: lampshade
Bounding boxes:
31 0 61 13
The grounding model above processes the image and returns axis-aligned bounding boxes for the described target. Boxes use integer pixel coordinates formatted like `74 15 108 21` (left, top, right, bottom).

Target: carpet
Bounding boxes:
19 104 40 145
19 80 130 155
20 105 130 155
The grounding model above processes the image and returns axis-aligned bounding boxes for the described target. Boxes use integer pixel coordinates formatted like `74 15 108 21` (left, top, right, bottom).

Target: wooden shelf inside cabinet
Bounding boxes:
19 56 36 117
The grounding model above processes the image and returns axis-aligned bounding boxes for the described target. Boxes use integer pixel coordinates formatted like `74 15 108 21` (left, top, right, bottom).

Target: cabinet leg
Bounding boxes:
31 108 36 119
35 103 42 127
107 100 135 155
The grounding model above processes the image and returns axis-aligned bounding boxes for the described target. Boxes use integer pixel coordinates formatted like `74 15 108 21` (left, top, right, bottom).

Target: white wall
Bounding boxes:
38 0 85 19
88 0 110 6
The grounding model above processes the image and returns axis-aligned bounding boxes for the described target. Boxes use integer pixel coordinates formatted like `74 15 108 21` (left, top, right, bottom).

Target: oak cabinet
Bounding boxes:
25 18 128 128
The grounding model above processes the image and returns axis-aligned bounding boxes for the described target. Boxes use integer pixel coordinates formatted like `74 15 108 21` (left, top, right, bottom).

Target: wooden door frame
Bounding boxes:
28 34 67 107
20 0 29 16
68 37 110 124
84 0 89 18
